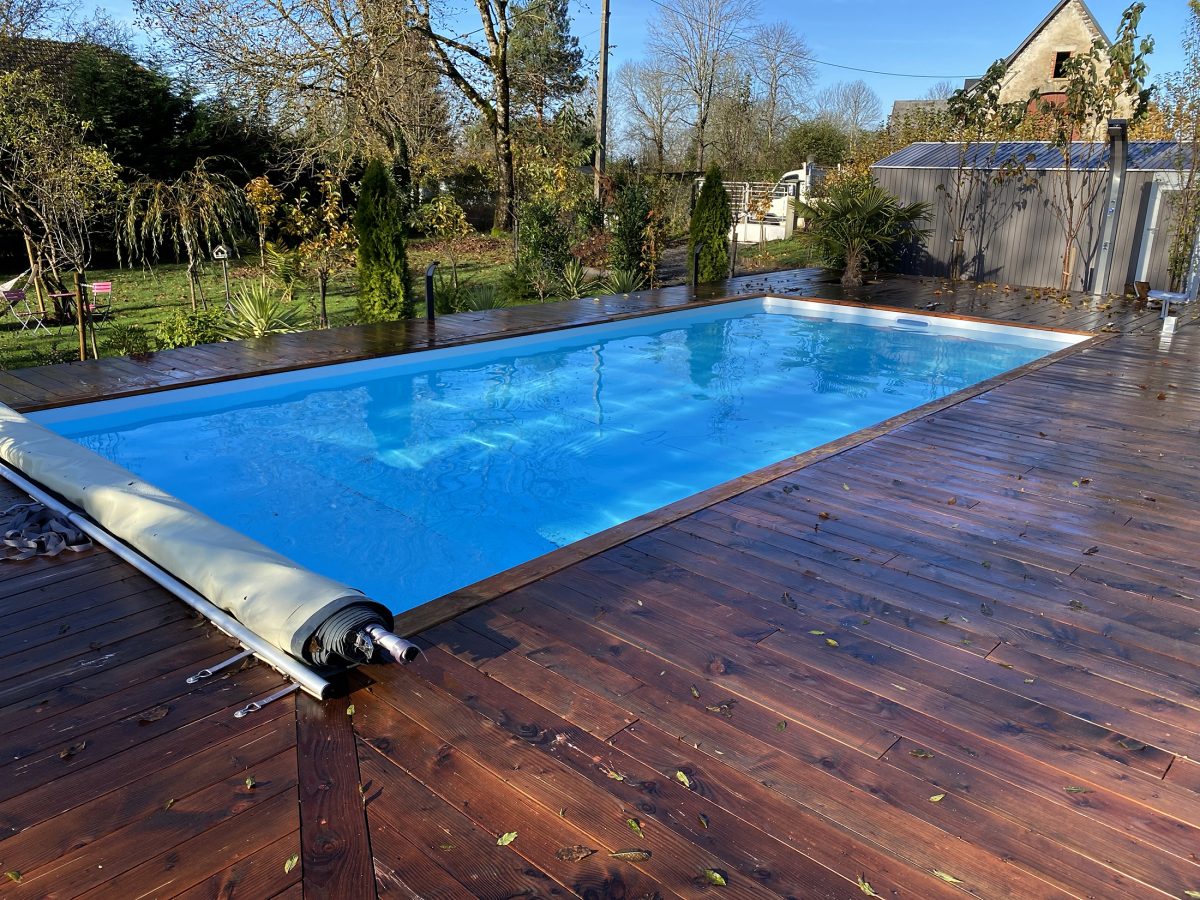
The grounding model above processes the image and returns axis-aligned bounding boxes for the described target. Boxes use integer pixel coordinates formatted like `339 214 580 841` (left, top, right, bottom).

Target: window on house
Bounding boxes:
1053 51 1071 78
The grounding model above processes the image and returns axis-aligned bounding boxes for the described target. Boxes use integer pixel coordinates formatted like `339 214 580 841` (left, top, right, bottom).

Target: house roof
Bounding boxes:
1004 0 1110 69
871 140 1187 172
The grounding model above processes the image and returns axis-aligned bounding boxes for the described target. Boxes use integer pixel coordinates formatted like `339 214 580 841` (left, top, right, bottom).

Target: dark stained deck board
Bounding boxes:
2 270 1200 896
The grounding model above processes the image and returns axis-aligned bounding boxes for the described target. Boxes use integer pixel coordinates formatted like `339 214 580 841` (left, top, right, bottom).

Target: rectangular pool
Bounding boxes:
34 297 1086 614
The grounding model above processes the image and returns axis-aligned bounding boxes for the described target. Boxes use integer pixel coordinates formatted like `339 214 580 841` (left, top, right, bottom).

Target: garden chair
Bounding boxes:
86 281 113 324
1149 226 1200 325
3 289 49 333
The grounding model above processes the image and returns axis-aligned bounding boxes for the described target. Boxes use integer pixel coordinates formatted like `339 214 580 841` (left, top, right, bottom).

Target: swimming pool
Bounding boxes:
34 297 1086 614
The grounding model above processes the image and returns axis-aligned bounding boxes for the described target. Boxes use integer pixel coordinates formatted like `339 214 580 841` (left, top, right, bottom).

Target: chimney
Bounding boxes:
1091 119 1129 297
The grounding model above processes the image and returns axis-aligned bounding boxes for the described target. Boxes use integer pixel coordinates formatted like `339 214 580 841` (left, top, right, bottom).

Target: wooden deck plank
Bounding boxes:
296 692 374 900
4 271 1200 896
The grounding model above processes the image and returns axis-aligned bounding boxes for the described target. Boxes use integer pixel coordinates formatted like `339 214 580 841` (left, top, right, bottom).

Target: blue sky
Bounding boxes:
93 0 1188 117
579 0 1188 115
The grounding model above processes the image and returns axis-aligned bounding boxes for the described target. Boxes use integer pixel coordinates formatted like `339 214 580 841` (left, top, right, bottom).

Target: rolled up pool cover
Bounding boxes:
0 404 392 662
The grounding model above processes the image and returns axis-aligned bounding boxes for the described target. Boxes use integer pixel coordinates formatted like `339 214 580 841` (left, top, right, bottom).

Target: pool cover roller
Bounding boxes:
0 404 414 668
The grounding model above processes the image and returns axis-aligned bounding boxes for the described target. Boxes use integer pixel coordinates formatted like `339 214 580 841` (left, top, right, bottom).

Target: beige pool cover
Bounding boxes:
0 404 389 659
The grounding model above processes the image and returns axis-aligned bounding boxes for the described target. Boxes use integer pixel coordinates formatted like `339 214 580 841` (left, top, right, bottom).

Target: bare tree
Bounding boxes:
922 79 958 101
814 79 883 140
615 61 687 172
648 0 757 170
749 21 814 146
0 0 70 37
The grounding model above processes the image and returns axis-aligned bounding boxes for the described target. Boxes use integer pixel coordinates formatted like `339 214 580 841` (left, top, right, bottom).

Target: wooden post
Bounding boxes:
23 234 46 317
593 0 610 201
74 270 86 361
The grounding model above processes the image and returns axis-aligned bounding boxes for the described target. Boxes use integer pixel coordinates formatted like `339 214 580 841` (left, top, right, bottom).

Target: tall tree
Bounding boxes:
615 61 687 173
356 158 413 321
689 163 732 282
509 0 584 126
814 79 882 145
749 21 814 148
648 0 757 170
1031 1 1152 291
0 69 120 355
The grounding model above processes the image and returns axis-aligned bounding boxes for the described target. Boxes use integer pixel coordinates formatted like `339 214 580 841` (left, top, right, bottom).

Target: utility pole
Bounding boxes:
593 0 611 200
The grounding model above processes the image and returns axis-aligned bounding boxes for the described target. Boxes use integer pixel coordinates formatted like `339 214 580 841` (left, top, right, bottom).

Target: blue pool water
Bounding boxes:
35 298 1084 613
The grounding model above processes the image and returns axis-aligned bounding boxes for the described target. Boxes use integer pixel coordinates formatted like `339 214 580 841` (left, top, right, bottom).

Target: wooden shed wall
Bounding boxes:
872 165 1171 291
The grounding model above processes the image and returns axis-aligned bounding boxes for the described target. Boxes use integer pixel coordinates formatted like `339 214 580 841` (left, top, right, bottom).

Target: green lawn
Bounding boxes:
0 235 516 371
736 231 822 271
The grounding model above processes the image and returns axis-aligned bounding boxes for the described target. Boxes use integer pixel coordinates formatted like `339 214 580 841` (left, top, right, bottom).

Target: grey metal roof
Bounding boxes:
871 141 1189 172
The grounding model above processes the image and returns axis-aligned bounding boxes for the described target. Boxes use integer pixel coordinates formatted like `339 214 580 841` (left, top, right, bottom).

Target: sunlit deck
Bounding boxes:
1 270 1197 898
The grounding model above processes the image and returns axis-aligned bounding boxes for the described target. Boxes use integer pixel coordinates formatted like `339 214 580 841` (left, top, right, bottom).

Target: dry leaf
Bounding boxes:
690 685 701 699
5 871 21 884
933 870 963 884
929 793 945 802
824 638 839 648
58 740 87 761
137 706 171 725
610 849 652 862
909 749 935 759
245 775 257 790
698 813 710 829
808 629 825 635
702 868 728 886
776 720 787 731
555 845 596 862
856 874 879 896
497 831 518 846
1117 738 1146 752
1063 785 1092 794
284 854 299 874
626 817 644 838
675 770 692 789
346 704 355 716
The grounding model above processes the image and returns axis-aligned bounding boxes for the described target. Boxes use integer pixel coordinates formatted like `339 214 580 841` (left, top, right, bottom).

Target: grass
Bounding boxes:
736 231 822 272
0 234 516 371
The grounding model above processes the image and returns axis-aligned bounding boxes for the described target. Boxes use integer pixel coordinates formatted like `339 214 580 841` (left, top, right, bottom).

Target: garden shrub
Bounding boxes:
609 180 652 276
154 307 225 349
356 158 413 321
688 164 733 283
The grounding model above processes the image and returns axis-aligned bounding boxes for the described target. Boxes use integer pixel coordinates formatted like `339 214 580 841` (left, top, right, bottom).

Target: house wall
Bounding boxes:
999 0 1104 105
873 163 1169 291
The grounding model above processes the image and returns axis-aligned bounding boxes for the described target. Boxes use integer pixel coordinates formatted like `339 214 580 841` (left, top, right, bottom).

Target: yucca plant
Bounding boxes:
799 181 931 288
459 284 508 311
558 257 597 300
222 282 310 339
605 268 645 295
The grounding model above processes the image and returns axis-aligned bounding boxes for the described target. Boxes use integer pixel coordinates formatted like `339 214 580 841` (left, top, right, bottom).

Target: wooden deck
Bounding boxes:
1 271 1199 897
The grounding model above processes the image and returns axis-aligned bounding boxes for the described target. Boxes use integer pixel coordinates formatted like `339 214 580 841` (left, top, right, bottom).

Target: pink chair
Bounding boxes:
3 289 49 333
86 281 113 323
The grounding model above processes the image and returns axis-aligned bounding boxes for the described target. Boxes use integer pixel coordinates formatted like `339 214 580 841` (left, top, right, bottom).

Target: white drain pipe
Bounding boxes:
0 461 334 699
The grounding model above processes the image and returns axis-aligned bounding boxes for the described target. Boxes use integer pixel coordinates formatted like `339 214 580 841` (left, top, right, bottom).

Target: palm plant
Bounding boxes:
558 257 597 300
605 268 645 295
800 181 931 288
119 159 247 310
222 282 310 339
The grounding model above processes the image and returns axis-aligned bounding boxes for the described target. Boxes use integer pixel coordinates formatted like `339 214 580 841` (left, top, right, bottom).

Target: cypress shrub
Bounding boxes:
688 164 732 283
356 158 413 321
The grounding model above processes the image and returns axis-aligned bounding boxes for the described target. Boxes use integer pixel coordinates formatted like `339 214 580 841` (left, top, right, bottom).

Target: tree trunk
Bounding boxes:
1060 240 1076 292
841 251 864 288
187 260 198 312
73 271 87 361
318 271 329 327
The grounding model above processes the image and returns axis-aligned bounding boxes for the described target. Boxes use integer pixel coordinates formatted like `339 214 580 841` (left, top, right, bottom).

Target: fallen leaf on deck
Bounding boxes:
245 775 256 790
1069 599 1085 610
1157 392 1167 400
698 813 710 828
1117 738 1146 752
1083 546 1100 555
891 683 907 691
996 662 1013 669
776 720 787 731
284 854 299 874
602 766 624 781
1023 678 1035 684
555 845 596 861
825 638 839 648
909 749 935 759
58 740 86 761
497 831 518 846
137 706 171 725
856 874 879 896
627 818 644 837
843 483 850 491
702 868 728 886
1063 785 1092 794
933 870 963 884
610 849 652 862
1183 891 1200 898
164 798 175 810
929 793 945 802
690 685 701 699
808 629 825 635
675 770 692 788
346 704 355 716
6 871 21 883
